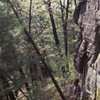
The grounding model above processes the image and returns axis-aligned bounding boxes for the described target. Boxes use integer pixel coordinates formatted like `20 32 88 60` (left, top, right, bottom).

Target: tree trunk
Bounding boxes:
47 0 60 47
63 22 68 56
74 0 100 100
29 0 32 33
19 68 30 91
60 0 69 56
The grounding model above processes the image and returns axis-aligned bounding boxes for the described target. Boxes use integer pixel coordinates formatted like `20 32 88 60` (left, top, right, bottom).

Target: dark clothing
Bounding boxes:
73 85 80 100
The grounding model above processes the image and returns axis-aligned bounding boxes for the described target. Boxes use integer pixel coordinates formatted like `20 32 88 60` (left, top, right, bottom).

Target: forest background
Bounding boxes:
0 0 80 100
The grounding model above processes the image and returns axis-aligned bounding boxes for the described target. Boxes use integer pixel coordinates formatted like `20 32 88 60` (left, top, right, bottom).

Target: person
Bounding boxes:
73 79 80 100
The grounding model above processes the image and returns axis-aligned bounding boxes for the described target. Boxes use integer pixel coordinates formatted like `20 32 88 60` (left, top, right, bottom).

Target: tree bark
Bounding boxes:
47 0 60 47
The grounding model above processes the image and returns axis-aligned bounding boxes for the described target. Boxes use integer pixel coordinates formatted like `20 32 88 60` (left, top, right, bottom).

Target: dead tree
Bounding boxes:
74 0 100 100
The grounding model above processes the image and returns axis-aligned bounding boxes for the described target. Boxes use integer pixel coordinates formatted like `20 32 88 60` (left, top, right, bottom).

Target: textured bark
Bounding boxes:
74 0 100 100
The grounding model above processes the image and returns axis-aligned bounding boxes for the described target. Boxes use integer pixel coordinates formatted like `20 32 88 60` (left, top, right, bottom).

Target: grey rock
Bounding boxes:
73 0 100 99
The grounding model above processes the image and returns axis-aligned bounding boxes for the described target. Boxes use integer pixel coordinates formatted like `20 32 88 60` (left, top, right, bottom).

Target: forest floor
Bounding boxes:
40 78 74 100
17 77 75 100
44 84 74 100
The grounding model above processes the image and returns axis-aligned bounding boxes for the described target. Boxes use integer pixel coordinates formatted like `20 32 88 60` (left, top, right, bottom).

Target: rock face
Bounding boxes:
73 0 100 100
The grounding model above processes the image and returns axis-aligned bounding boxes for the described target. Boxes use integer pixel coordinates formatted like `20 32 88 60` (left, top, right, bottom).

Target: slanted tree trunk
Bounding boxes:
74 0 100 100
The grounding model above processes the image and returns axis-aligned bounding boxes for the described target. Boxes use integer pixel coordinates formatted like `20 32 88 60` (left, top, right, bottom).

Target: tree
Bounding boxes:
60 0 70 56
46 0 60 47
74 0 100 100
7 0 66 99
0 0 80 99
0 2 29 99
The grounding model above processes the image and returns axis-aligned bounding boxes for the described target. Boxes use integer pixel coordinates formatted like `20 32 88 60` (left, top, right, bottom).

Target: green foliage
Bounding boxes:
0 0 79 100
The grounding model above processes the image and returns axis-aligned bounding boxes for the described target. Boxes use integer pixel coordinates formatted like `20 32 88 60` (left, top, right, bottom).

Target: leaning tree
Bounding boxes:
74 0 100 100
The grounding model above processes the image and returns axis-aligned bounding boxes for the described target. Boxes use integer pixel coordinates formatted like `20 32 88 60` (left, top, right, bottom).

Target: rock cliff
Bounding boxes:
74 0 100 99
